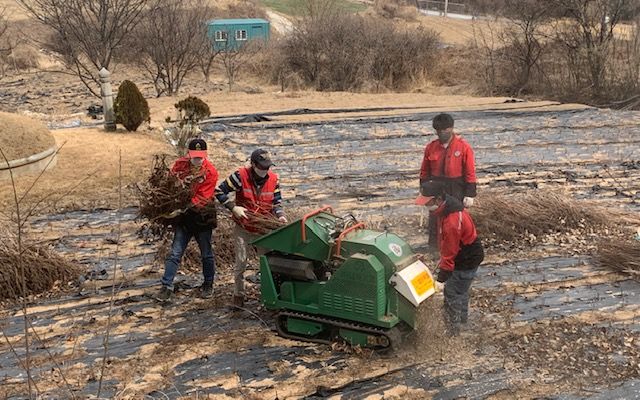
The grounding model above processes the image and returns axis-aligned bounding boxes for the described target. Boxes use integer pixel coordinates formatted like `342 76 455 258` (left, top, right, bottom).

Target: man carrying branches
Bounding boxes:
156 138 219 302
215 149 287 307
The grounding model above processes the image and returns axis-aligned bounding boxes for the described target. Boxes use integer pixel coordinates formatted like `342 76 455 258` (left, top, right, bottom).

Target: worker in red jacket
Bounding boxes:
416 180 484 335
420 113 477 248
216 149 286 307
156 138 219 303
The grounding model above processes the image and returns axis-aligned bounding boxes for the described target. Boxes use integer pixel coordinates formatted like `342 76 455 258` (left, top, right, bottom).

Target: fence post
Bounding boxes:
444 0 448 17
99 68 117 132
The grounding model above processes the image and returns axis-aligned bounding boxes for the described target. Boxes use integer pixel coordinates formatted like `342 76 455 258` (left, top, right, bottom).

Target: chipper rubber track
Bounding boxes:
276 310 408 351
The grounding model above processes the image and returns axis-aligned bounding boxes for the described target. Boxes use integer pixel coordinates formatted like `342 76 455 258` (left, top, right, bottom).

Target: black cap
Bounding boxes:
250 149 274 169
188 138 208 158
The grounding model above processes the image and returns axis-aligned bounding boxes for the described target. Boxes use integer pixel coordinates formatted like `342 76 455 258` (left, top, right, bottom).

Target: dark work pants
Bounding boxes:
443 267 478 324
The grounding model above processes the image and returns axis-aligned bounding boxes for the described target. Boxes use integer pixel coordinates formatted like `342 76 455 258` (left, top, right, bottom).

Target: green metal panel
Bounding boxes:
339 229 415 280
338 328 370 347
252 212 337 261
397 294 418 329
319 254 397 328
260 255 278 308
287 318 324 336
281 281 320 306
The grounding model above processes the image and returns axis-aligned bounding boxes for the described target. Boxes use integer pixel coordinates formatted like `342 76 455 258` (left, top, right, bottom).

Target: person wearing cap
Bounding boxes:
420 113 477 248
215 149 286 307
155 138 219 302
416 180 484 335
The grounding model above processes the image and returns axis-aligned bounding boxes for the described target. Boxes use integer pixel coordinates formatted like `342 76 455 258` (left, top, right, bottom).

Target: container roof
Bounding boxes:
209 18 269 25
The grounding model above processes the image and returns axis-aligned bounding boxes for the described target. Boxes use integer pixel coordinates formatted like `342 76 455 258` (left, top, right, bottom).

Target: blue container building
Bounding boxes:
207 18 270 51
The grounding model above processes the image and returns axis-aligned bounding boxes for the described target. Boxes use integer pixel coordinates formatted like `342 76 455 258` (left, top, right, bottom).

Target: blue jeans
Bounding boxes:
161 225 215 290
444 267 478 325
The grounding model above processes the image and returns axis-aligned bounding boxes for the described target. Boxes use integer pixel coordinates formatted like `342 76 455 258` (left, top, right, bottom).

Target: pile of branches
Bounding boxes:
135 154 192 231
0 230 80 300
471 191 614 246
596 238 640 279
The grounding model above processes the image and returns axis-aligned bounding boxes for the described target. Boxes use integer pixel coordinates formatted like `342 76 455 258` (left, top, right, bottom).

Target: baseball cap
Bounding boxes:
188 138 208 159
250 149 274 169
415 181 445 205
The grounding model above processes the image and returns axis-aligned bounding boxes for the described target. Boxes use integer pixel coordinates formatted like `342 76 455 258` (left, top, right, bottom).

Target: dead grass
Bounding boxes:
0 111 55 160
0 127 172 212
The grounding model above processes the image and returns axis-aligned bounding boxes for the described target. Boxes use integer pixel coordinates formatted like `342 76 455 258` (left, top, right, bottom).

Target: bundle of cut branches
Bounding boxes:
0 230 80 300
595 238 640 278
471 191 614 244
135 154 192 227
243 209 286 236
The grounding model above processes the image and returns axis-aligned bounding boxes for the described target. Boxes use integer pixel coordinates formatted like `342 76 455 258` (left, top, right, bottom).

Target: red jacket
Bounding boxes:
171 157 219 207
235 166 279 232
420 135 477 200
434 196 481 272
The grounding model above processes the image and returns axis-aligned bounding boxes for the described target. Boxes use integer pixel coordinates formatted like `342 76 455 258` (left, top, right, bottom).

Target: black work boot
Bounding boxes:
155 286 174 303
200 282 214 299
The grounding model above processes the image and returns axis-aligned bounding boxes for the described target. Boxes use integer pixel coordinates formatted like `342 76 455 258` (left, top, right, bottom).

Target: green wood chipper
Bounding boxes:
252 206 436 350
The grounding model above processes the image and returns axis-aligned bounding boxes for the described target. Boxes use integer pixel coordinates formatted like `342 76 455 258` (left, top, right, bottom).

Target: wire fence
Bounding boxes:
416 0 467 16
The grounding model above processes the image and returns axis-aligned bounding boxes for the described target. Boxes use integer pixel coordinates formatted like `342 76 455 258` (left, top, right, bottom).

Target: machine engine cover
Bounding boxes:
389 260 436 307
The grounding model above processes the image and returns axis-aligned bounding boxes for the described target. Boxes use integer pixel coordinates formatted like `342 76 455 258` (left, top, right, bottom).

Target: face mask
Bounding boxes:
426 204 438 211
253 166 268 178
190 157 203 167
437 130 452 144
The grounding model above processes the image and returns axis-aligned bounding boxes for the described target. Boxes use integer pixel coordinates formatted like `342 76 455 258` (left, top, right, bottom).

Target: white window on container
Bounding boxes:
215 31 228 41
235 30 247 40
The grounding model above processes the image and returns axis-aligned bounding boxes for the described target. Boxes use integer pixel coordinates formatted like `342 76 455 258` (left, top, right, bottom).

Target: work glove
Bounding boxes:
436 269 452 283
435 281 445 292
165 208 185 218
463 197 475 208
232 206 248 219
278 215 288 223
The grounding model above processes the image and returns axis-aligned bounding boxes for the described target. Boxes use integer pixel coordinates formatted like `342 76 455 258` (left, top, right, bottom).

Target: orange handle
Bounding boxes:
334 222 365 257
301 205 333 242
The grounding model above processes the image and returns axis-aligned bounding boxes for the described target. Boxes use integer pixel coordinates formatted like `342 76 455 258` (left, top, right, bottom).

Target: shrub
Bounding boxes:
114 80 150 132
259 12 440 92
174 96 211 124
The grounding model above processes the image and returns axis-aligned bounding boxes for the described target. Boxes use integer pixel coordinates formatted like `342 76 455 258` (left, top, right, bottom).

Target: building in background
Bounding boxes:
207 18 271 51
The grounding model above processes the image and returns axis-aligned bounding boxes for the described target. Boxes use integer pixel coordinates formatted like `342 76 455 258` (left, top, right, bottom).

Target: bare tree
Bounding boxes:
135 0 213 96
17 0 152 96
196 6 221 84
498 0 549 96
551 0 638 97
472 18 501 95
0 8 19 78
220 39 262 89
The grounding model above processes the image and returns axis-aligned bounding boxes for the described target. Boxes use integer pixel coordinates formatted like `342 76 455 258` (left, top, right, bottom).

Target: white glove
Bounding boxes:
435 281 445 292
232 206 248 219
278 216 288 223
463 197 474 208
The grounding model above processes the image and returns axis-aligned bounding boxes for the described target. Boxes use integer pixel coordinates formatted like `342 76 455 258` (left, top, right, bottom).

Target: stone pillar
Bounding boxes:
99 67 117 131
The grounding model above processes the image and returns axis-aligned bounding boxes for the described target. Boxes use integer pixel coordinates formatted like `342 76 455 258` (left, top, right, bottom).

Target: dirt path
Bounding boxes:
266 10 293 35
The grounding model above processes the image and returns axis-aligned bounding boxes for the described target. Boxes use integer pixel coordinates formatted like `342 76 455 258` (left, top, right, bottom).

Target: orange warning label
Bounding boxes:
411 271 434 296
